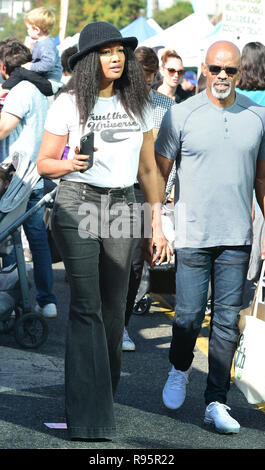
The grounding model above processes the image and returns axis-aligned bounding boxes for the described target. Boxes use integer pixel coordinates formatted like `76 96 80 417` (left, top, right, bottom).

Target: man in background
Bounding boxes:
0 39 57 318
177 70 197 101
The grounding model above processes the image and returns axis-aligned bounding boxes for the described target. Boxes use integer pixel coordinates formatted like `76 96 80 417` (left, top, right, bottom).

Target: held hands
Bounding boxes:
144 229 173 269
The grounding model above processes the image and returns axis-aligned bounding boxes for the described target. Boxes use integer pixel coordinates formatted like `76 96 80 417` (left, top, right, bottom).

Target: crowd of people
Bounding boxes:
1 6 265 442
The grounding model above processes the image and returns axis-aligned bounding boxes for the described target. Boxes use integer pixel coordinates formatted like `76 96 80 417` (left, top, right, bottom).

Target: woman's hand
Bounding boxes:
69 145 98 173
143 229 173 269
37 131 99 179
68 146 91 172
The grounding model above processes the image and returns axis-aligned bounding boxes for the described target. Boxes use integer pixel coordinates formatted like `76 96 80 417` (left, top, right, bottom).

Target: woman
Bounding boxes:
236 41 265 106
236 41 265 220
37 21 168 441
152 49 185 102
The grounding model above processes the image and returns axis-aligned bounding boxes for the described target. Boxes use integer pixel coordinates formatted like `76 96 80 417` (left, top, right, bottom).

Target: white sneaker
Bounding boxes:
35 303 57 318
162 366 190 410
204 401 240 434
122 328 135 351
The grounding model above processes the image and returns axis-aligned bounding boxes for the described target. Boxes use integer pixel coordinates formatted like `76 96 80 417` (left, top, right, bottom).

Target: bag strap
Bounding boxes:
253 259 265 318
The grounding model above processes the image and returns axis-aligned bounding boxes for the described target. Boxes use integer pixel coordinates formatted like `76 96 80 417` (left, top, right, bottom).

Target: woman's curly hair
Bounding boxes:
237 42 265 91
60 46 151 128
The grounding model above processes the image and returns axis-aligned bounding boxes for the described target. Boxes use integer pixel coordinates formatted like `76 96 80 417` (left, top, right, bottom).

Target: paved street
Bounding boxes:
0 262 265 458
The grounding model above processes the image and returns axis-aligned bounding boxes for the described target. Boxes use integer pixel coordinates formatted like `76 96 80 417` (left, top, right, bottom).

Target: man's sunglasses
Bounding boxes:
164 67 185 76
206 63 240 76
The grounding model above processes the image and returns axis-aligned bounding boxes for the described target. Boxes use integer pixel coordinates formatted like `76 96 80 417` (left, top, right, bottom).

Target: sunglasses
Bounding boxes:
206 63 240 76
164 67 185 76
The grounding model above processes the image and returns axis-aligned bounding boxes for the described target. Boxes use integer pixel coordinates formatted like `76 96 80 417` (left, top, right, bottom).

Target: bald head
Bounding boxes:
206 41 241 67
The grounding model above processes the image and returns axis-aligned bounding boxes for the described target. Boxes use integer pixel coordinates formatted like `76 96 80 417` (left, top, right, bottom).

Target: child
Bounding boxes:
0 39 54 101
23 6 62 93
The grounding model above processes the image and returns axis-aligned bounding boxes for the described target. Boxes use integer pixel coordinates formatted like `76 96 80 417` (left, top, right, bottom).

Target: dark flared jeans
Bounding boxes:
125 185 145 326
52 180 136 439
170 246 251 405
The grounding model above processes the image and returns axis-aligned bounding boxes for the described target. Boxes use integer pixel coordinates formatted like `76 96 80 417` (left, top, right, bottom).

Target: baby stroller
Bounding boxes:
133 201 175 315
0 152 57 348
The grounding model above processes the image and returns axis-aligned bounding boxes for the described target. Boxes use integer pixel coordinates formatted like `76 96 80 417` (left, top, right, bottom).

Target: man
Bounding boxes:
0 40 57 318
122 46 174 351
177 70 197 101
0 38 17 159
155 40 265 434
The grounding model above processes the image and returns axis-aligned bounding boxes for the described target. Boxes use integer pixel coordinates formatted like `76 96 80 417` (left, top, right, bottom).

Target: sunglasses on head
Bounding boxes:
206 63 240 76
164 67 185 76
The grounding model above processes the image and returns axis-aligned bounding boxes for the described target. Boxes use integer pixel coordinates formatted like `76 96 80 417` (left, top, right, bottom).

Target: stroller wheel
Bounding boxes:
133 294 152 315
14 312 48 349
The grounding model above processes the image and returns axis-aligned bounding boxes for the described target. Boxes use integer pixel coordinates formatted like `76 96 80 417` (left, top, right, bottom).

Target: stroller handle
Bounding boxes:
0 187 57 244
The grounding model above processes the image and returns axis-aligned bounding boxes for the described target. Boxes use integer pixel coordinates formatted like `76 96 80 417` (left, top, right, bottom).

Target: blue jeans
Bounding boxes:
170 246 251 405
51 180 136 439
3 187 56 307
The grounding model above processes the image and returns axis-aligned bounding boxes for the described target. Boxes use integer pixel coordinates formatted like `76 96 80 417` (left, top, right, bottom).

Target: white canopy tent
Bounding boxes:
200 26 265 55
146 18 163 33
139 13 214 68
57 33 80 55
199 0 265 64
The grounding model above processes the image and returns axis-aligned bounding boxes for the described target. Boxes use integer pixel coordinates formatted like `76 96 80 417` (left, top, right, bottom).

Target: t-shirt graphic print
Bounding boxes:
45 93 153 188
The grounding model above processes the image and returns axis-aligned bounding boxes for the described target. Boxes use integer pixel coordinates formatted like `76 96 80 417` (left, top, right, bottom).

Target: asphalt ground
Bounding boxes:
0 261 265 461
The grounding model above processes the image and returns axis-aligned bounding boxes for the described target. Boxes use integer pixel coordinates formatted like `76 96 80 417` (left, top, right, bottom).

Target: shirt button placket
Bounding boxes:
224 114 229 139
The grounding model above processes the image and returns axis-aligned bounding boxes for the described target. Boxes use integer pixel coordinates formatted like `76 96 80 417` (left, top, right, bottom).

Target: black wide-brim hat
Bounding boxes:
69 21 138 70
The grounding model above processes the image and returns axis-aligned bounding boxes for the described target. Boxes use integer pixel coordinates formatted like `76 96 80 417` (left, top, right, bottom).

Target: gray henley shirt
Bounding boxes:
155 89 265 248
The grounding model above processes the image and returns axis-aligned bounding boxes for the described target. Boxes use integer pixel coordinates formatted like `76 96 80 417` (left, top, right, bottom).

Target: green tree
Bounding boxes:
153 1 193 29
0 0 145 41
65 0 87 36
0 0 60 41
81 0 145 31
0 14 26 41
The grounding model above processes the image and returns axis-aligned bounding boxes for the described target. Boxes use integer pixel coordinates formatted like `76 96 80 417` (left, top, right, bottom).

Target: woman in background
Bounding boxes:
236 42 265 234
152 49 185 102
236 41 265 106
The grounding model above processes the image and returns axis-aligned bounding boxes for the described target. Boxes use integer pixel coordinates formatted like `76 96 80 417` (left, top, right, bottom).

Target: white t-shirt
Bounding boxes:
3 81 49 163
44 92 153 188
